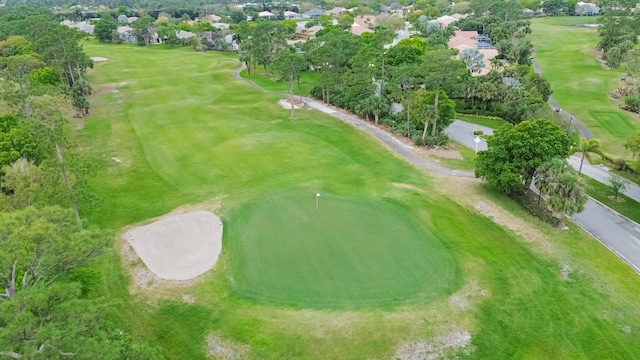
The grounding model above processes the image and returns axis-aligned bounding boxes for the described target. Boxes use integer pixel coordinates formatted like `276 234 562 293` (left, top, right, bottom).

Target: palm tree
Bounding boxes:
535 158 587 219
573 138 603 174
358 95 390 125
420 104 437 145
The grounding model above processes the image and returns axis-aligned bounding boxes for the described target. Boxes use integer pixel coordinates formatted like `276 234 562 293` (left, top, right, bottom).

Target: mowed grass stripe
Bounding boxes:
229 193 456 309
529 17 640 157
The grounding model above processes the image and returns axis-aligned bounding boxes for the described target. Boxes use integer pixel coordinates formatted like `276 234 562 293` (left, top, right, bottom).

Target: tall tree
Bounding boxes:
94 13 118 42
535 157 587 218
271 49 308 117
475 119 571 193
572 138 603 174
423 49 465 136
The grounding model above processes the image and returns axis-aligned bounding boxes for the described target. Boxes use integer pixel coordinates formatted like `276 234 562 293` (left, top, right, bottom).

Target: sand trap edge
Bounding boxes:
122 210 223 281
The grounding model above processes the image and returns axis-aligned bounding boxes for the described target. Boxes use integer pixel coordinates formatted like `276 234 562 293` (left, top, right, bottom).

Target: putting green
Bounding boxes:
229 192 458 309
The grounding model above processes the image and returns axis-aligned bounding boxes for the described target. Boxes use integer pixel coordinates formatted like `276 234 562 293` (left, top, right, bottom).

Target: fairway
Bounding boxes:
230 192 456 308
77 42 640 359
529 17 640 157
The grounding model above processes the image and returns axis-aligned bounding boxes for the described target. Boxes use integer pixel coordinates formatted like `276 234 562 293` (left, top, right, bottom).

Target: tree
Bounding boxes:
132 15 155 46
1 158 42 210
460 48 484 73
624 131 640 158
608 174 629 199
0 115 48 171
271 49 308 117
423 49 465 136
535 157 587 218
572 138 602 174
358 95 389 125
475 119 571 194
94 14 118 42
409 89 456 144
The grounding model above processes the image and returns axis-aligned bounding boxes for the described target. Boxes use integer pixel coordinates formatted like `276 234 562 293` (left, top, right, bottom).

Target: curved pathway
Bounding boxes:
234 67 640 274
532 59 593 139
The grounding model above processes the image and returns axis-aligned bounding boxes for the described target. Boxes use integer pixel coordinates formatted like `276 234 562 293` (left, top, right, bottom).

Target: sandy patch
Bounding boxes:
91 56 108 62
396 331 472 360
278 99 302 109
122 211 223 280
206 333 250 359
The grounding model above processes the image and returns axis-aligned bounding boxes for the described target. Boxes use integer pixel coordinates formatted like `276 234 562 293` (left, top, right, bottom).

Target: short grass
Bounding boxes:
78 41 640 359
454 114 508 130
583 176 640 223
430 141 477 171
229 192 457 309
529 17 640 158
240 69 319 96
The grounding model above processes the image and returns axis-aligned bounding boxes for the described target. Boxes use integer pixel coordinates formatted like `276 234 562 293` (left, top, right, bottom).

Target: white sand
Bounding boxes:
122 211 223 280
91 57 108 62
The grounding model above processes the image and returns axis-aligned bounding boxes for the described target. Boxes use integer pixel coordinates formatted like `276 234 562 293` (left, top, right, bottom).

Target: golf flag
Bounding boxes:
316 193 321 197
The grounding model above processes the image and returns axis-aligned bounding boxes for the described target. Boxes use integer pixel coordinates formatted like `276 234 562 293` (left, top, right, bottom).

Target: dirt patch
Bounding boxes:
587 48 611 70
561 263 572 281
278 99 302 110
607 195 625 202
396 331 472 360
206 333 250 360
432 175 559 257
94 81 130 96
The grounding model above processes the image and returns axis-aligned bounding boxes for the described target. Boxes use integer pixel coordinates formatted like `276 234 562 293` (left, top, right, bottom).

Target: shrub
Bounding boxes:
422 133 449 147
613 157 627 170
622 95 640 113
512 191 562 226
473 129 484 136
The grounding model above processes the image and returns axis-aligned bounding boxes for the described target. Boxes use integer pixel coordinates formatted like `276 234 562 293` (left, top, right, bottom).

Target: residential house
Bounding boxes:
575 2 600 15
448 31 498 76
117 15 128 24
127 16 139 23
206 14 222 22
350 16 375 36
61 20 95 35
117 26 137 43
212 22 230 30
431 15 457 27
296 25 323 39
303 8 325 19
258 11 277 20
325 7 346 16
224 34 239 51
176 30 196 40
284 10 302 19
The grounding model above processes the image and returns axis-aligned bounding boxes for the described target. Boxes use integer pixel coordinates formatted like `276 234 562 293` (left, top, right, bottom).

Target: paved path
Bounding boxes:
446 119 640 274
532 59 593 139
568 155 640 202
444 120 494 152
234 66 640 274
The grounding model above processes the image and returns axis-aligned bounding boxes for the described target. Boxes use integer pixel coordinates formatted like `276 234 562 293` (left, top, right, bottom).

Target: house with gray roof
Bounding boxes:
575 2 600 15
303 8 325 19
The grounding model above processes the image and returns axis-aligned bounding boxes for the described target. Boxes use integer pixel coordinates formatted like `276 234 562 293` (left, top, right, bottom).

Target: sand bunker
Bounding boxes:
91 57 108 62
122 211 223 280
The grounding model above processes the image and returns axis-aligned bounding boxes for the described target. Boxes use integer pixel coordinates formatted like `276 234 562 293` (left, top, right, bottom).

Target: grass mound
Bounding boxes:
229 192 457 309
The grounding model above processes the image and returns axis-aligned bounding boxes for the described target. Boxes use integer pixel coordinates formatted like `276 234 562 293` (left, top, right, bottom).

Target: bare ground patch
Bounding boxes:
396 330 472 360
206 333 250 360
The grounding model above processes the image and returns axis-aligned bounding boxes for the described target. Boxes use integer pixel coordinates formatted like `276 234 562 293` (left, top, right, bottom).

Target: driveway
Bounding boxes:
444 120 493 152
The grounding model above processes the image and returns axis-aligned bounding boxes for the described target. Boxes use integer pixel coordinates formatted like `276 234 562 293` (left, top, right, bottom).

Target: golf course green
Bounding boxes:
230 192 456 308
77 41 640 359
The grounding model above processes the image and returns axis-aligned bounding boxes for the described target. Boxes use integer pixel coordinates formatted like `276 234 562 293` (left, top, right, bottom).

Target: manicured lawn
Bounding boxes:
455 114 508 130
529 17 640 158
229 192 456 309
240 69 319 96
79 41 640 359
583 176 640 223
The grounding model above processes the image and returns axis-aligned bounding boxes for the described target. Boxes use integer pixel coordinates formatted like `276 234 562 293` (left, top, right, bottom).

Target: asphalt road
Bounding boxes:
573 200 640 273
446 119 640 274
567 155 640 202
444 120 493 152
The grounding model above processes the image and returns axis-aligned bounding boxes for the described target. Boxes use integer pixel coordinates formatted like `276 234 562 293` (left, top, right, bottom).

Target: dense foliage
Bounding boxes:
0 7 162 359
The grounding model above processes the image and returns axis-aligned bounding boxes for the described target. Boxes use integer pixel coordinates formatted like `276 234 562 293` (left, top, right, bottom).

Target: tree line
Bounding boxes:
0 7 163 359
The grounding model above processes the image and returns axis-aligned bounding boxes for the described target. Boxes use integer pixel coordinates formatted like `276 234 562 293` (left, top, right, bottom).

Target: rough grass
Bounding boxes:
229 192 457 309
529 17 640 158
78 40 640 359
